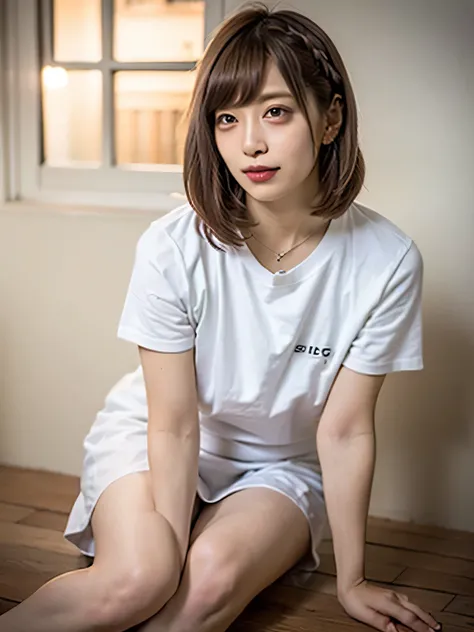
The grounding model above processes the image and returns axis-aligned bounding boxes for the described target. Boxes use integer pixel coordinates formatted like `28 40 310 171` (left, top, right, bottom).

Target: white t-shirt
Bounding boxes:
117 201 423 459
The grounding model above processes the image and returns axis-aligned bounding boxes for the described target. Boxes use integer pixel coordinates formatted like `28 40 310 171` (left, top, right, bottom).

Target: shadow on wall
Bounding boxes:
374 298 474 531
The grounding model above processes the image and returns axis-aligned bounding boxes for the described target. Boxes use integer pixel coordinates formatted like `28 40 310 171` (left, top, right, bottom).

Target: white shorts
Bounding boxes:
64 379 327 574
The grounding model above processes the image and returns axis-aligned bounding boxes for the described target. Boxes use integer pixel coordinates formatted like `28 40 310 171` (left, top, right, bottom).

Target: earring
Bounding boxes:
321 126 330 144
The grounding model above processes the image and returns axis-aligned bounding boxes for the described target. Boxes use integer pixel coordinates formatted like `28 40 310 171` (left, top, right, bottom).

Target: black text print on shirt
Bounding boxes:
294 345 332 358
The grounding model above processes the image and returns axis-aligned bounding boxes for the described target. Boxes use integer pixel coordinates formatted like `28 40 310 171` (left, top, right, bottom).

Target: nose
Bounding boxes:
242 119 268 157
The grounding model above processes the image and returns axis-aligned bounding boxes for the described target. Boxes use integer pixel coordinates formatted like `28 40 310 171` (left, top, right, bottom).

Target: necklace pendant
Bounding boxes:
276 254 282 262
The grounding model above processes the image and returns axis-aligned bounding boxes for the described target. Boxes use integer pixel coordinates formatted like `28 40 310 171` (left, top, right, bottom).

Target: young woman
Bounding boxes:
0 4 441 632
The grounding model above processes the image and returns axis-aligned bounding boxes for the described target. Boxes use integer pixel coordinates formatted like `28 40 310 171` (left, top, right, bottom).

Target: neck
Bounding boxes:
245 182 327 248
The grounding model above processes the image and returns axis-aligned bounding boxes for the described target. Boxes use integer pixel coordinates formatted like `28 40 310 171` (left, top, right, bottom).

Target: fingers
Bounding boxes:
365 609 398 632
380 595 438 632
397 594 440 631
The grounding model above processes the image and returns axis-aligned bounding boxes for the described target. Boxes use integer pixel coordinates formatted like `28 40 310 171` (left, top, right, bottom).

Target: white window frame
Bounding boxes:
1 0 225 210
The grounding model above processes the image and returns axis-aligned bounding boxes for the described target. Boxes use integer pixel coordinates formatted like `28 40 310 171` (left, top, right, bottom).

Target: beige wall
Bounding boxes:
0 0 473 531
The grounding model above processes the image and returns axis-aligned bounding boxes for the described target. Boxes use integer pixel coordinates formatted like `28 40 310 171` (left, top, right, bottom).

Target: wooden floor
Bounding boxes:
0 466 473 631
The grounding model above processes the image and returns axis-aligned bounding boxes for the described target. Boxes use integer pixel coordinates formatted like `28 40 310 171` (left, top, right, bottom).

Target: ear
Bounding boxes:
322 94 344 144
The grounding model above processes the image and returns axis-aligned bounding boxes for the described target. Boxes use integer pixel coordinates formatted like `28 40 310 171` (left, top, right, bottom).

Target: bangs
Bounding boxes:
204 31 270 114
202 24 313 126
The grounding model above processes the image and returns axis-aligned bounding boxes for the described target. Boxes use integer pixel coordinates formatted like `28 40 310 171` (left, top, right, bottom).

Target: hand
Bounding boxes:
338 579 442 632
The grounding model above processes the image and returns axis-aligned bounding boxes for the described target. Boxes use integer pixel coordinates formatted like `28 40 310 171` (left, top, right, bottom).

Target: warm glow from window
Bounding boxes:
42 65 69 90
42 0 204 167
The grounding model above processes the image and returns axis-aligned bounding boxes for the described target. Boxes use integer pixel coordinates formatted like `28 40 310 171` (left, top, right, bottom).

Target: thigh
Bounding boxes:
190 487 311 595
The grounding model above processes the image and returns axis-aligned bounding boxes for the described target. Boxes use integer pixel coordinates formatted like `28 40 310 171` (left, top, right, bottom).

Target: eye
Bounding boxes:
216 113 237 126
265 107 289 119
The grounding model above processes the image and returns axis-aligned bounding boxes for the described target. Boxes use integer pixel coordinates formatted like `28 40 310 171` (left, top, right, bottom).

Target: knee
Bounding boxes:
185 541 238 617
89 563 180 628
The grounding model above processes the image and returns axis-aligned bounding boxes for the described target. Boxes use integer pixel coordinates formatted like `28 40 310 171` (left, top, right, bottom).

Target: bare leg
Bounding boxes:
0 566 126 632
137 488 311 632
0 472 182 632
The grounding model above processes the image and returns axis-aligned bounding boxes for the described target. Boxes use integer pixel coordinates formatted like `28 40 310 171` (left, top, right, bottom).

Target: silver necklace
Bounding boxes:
248 230 316 262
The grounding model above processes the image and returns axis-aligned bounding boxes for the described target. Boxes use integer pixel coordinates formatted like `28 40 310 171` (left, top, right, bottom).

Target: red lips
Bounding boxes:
244 168 279 183
243 165 279 172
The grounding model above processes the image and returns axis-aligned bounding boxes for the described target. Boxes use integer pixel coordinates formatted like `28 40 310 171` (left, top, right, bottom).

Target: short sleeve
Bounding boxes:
117 225 195 353
342 242 424 375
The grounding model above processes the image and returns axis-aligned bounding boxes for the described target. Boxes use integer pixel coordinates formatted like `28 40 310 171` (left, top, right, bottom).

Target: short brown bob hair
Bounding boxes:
183 2 365 250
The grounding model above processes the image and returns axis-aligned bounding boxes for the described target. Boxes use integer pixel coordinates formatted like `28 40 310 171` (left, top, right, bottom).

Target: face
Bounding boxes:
214 61 326 207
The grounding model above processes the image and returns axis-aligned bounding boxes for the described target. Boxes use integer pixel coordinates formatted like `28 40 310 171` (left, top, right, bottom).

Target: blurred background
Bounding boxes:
0 0 473 534
41 0 204 166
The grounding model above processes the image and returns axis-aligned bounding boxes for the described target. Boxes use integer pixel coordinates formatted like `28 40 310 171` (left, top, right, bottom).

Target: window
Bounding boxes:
2 0 224 209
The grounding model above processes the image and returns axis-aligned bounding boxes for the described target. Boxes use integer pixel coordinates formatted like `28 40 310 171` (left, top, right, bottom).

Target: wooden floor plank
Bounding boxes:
320 539 474 579
445 596 474 618
0 544 88 601
258 583 338 614
368 516 474 543
394 568 474 597
233 591 370 631
435 611 474 630
366 525 474 561
0 521 81 557
0 503 35 524
279 570 338 596
19 510 69 532
0 542 88 577
0 468 78 514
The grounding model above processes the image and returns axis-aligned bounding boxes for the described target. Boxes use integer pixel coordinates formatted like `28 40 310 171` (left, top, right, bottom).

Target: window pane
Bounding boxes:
115 71 194 165
42 69 102 166
114 0 204 62
54 0 101 62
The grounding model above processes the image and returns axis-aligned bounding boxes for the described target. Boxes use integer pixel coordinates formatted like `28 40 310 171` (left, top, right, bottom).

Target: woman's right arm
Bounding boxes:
139 345 200 568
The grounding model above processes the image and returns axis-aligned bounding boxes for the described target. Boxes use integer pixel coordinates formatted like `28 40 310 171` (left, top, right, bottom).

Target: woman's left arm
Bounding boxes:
317 366 383 594
316 366 441 632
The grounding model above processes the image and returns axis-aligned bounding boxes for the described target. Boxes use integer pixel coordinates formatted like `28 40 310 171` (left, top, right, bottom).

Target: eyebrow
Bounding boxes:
216 91 295 114
255 91 294 103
